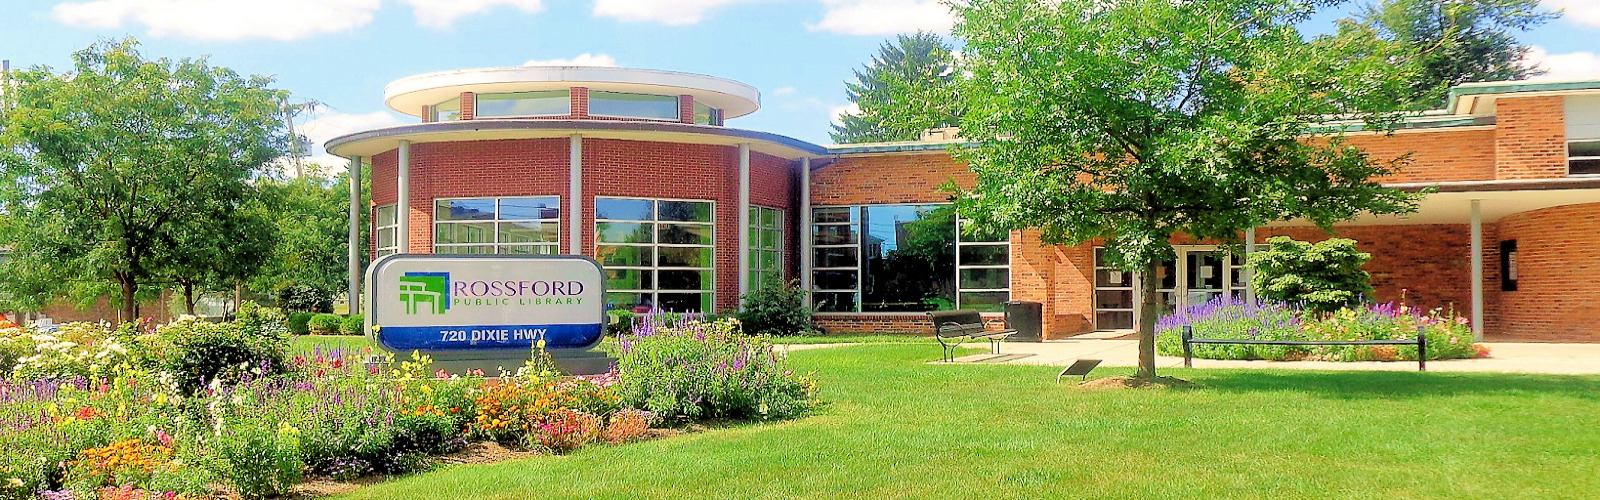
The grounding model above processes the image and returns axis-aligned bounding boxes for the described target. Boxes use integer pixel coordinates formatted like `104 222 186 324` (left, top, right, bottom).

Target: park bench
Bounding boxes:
1180 325 1429 372
929 310 1017 362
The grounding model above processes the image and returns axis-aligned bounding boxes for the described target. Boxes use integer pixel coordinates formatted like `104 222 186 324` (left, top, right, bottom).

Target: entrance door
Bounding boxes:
1184 250 1227 308
1092 246 1251 331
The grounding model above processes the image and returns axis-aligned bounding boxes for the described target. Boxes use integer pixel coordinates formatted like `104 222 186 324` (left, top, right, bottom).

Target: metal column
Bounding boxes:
396 141 411 254
1470 199 1484 340
1244 227 1257 304
799 157 813 309
569 135 583 255
347 156 363 312
737 143 751 308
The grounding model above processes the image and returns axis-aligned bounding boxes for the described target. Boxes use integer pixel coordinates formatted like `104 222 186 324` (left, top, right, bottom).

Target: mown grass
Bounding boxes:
328 344 1600 499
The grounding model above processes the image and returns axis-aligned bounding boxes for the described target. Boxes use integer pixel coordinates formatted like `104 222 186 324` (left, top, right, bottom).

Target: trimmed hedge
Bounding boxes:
307 314 343 335
286 312 314 335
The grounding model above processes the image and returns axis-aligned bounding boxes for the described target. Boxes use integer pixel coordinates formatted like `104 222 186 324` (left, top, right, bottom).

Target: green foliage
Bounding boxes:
308 314 343 335
209 424 303 499
156 319 290 394
1248 236 1374 313
617 316 816 422
0 38 292 321
736 280 814 337
946 0 1423 378
251 174 356 304
831 31 963 143
286 313 315 335
1346 0 1557 108
1154 298 1485 361
606 310 637 336
340 314 366 336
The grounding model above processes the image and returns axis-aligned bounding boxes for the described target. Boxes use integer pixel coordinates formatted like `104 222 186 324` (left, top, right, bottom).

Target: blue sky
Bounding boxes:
3 0 1598 171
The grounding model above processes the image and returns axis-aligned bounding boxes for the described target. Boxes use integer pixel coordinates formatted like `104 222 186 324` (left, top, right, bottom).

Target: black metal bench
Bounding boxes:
929 310 1017 362
1181 325 1429 372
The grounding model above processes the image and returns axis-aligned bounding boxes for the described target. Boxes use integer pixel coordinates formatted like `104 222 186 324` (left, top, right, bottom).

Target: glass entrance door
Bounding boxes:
1092 246 1253 331
1185 250 1227 308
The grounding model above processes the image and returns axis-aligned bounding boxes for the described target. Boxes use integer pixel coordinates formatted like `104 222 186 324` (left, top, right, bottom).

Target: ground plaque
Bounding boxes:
365 254 613 374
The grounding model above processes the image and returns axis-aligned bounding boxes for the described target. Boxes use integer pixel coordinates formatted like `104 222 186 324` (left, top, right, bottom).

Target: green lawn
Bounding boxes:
329 344 1600 499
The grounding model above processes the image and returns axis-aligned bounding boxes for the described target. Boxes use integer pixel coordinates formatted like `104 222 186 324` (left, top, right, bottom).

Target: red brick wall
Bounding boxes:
812 152 973 205
583 139 744 311
1494 96 1567 179
34 293 176 325
400 139 572 253
571 87 589 118
678 95 695 124
1493 202 1600 341
1342 128 1498 183
459 92 476 121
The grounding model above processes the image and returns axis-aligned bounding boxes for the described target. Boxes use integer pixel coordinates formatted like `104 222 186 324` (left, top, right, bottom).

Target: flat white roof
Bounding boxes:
385 66 762 119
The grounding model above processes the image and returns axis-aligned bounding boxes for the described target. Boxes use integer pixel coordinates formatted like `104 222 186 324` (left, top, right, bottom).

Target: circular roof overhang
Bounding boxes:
325 120 827 161
385 66 762 119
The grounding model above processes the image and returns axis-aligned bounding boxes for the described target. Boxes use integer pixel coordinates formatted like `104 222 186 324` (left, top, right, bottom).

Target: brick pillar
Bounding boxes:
421 105 432 122
1494 96 1566 179
680 95 695 124
571 87 589 118
459 92 476 121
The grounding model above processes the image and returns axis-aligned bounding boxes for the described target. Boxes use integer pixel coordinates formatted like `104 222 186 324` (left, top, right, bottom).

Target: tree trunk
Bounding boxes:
119 278 138 326
183 281 197 316
1136 260 1160 380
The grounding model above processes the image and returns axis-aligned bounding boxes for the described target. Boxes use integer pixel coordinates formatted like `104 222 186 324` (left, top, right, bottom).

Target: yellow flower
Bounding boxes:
7 477 23 487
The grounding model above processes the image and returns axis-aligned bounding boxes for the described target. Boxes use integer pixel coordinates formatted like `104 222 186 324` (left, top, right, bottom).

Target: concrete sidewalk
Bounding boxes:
977 337 1600 375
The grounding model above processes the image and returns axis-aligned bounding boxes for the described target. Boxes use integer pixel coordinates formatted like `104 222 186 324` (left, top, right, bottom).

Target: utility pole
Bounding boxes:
282 99 315 178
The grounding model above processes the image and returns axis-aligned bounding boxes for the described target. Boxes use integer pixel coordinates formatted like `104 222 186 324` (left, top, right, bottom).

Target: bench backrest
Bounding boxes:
928 310 985 337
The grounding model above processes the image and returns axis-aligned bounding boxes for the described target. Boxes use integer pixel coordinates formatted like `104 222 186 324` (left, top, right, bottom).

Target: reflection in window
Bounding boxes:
433 197 560 255
596 197 715 312
1571 140 1600 175
748 207 783 290
376 205 400 257
431 98 461 122
694 102 723 126
811 204 1010 313
476 91 570 118
589 91 679 121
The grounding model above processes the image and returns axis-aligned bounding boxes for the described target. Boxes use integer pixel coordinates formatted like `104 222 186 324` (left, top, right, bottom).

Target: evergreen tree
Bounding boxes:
1353 0 1557 108
831 31 962 144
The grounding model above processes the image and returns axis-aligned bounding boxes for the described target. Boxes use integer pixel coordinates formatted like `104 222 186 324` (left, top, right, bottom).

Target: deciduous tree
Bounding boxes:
0 39 290 322
948 0 1423 379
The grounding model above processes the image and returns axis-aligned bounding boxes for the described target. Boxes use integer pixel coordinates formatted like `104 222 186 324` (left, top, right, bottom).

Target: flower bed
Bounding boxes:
0 309 817 499
1154 296 1489 362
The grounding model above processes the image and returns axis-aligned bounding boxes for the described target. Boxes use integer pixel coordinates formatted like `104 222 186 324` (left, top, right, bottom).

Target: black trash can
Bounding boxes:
1004 301 1043 342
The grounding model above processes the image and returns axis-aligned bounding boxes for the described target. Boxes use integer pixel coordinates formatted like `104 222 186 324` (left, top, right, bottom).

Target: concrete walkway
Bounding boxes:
976 337 1600 375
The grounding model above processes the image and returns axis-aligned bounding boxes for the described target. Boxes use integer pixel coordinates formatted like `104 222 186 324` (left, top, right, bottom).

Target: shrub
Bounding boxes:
157 319 289 394
606 310 636 337
210 425 302 499
308 314 343 335
1155 296 1486 361
286 312 314 335
736 280 813 337
1248 236 1373 313
616 314 816 422
8 322 136 381
339 314 365 336
276 284 333 313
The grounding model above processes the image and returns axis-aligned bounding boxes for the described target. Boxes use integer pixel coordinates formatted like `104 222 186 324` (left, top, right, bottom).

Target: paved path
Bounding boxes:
980 338 1600 375
778 338 1600 375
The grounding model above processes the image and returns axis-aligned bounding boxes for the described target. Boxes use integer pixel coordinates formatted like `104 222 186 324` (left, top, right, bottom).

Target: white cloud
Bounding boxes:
52 0 382 41
810 0 953 36
1523 46 1600 82
772 86 797 96
1544 0 1600 28
829 102 859 127
296 109 406 174
524 53 618 67
400 0 545 30
49 0 546 40
591 0 757 25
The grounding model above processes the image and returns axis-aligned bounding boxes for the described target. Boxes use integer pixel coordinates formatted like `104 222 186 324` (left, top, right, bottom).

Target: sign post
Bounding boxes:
365 254 614 375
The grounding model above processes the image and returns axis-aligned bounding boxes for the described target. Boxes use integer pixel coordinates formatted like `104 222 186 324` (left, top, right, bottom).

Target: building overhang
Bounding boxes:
1265 178 1600 227
385 66 762 119
324 119 828 161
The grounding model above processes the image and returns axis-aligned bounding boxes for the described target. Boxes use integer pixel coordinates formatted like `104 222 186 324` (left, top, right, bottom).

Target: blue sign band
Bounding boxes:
379 324 603 351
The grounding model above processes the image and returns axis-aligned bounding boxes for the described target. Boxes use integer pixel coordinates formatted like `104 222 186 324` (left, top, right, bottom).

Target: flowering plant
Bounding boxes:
1156 296 1488 361
616 311 817 422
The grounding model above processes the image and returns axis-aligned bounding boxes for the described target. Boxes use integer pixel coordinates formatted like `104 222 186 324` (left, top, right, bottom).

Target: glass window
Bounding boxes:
376 204 399 257
589 91 679 121
432 197 560 255
431 97 461 122
748 207 784 290
476 91 570 118
597 197 715 313
1571 140 1600 176
694 102 723 126
810 204 1011 313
